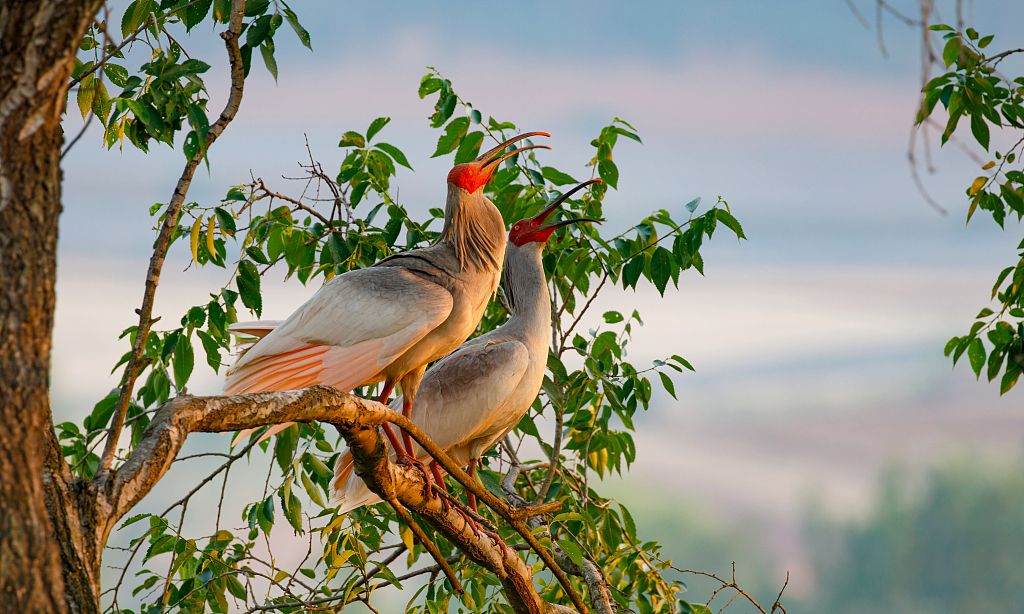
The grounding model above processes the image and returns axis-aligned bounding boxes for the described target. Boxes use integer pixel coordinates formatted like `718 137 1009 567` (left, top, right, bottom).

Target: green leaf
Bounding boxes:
275 424 297 472
280 484 304 532
301 471 326 507
257 495 274 534
622 256 644 290
714 208 746 239
603 311 624 324
303 452 333 479
979 34 994 48
658 371 677 399
650 247 672 296
213 0 230 22
161 329 181 362
196 329 221 372
1000 365 1020 395
366 117 390 142
172 335 194 390
942 35 961 67
454 131 484 165
541 166 577 186
77 74 95 120
435 93 458 127
259 41 278 82
680 600 713 614
968 337 986 377
598 159 619 189
182 0 213 30
281 2 312 49
213 207 236 237
119 513 152 530
121 0 155 38
374 142 413 170
671 354 695 371
611 126 642 144
237 260 262 317
246 15 273 49
477 468 506 499
245 246 270 265
338 131 365 148
244 0 270 16
971 114 990 151
418 76 442 99
432 117 470 157
556 539 584 567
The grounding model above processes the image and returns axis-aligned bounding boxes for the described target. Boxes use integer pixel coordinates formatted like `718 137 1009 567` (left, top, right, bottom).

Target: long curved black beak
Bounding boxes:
530 179 603 228
535 216 601 233
477 132 551 170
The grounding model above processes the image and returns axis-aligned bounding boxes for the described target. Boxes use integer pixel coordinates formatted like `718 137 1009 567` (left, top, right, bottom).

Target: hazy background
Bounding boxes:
54 1 1024 611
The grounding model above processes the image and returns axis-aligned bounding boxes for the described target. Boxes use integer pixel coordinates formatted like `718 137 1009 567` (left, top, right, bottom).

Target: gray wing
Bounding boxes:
406 339 530 457
224 266 452 394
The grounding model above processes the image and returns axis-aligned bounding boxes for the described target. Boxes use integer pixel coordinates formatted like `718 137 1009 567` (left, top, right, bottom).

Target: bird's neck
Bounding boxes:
500 243 551 348
438 184 507 274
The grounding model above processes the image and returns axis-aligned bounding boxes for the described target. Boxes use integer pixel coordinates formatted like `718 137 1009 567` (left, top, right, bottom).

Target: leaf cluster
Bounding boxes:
76 14 754 609
919 25 1024 395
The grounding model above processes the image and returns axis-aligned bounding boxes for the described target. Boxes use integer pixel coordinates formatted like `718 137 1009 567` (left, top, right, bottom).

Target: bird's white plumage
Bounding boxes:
224 267 453 445
224 267 453 396
333 337 533 512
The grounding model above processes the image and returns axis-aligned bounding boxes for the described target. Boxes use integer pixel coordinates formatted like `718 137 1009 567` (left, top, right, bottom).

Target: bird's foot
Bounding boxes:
395 455 433 494
481 528 510 563
453 505 481 534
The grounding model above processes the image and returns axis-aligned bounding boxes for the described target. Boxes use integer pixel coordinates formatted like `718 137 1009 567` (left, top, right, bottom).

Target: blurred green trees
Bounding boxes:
801 458 1024 614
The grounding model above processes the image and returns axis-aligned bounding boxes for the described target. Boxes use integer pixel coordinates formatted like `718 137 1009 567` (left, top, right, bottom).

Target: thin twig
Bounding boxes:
97 0 247 474
68 0 205 89
62 110 94 157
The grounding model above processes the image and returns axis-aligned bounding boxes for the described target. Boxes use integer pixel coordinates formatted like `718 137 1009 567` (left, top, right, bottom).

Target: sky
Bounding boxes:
53 0 1024 600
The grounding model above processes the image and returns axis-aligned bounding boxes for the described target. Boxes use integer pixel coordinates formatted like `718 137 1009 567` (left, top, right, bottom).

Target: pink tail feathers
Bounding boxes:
225 336 388 448
331 451 384 513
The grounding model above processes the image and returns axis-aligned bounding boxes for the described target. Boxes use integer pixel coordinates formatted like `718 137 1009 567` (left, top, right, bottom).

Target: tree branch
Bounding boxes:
98 0 247 474
67 0 205 89
99 385 585 613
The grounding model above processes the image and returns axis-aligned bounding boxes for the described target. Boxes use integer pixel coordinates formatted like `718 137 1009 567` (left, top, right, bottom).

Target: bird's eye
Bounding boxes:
514 224 520 230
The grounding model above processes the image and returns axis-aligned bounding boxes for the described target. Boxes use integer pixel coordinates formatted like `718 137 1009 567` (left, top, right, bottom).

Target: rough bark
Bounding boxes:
0 1 104 612
111 386 588 613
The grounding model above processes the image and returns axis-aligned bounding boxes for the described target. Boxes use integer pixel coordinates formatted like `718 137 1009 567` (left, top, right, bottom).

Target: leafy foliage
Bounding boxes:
919 25 1024 394
65 5 756 614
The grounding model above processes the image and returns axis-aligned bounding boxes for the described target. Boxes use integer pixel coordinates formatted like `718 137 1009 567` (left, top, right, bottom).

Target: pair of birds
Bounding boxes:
223 132 599 514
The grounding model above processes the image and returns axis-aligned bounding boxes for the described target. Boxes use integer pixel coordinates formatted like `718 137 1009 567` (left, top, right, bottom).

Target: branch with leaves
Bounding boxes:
45 2 787 611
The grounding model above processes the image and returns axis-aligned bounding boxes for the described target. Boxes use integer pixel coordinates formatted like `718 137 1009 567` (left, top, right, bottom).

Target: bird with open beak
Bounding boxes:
224 133 551 472
332 179 602 516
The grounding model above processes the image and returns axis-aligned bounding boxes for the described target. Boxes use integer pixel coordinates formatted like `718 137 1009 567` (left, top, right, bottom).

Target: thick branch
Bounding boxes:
504 465 614 614
383 412 589 613
99 0 247 473
107 386 586 613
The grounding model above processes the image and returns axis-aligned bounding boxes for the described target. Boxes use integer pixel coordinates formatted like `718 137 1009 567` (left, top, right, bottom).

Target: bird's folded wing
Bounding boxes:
408 339 531 454
223 267 453 395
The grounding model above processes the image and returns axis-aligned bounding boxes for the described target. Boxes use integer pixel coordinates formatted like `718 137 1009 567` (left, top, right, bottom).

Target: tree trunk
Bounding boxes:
0 1 104 612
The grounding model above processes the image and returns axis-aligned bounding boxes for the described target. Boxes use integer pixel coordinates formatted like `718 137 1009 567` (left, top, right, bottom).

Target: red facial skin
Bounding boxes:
508 220 558 247
447 163 492 193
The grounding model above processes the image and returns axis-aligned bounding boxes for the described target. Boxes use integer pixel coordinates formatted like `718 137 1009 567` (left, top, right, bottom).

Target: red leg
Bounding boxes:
375 384 405 459
430 460 448 495
466 458 508 561
466 458 479 514
401 397 416 459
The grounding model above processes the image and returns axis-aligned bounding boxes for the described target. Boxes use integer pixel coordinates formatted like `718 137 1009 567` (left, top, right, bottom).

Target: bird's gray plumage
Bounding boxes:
333 238 553 511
